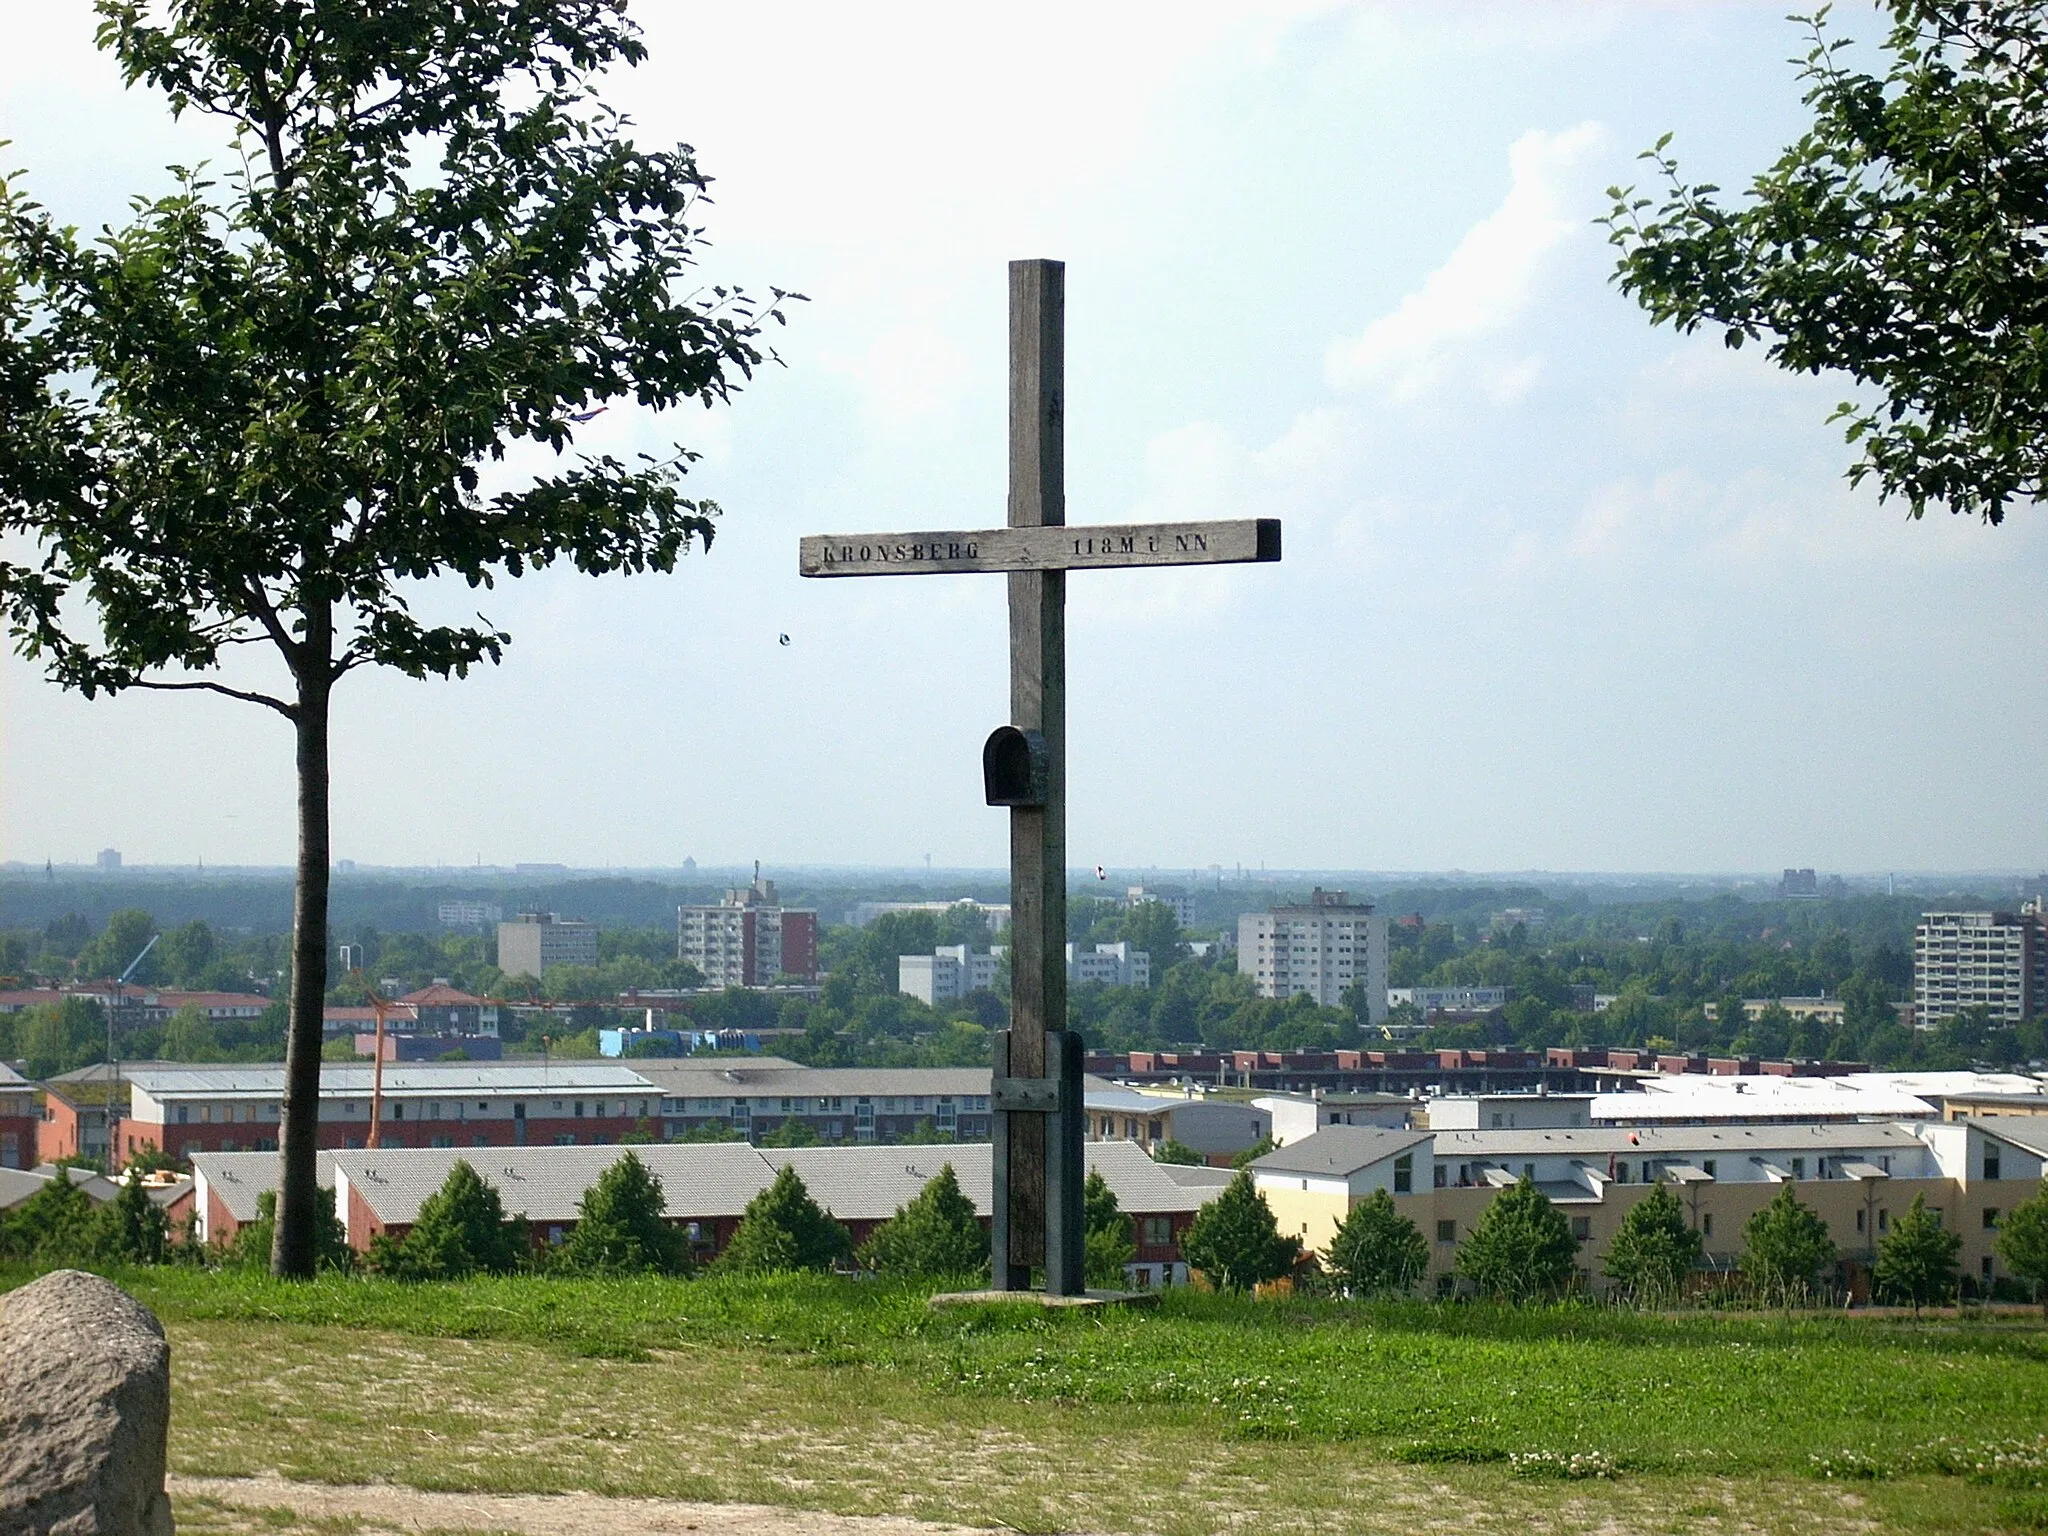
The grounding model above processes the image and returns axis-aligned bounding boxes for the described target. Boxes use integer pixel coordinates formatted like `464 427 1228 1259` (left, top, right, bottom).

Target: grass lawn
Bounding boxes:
13 1267 2048 1534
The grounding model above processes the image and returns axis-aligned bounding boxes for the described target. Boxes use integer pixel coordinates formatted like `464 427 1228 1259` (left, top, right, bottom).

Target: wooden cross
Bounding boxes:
800 260 1281 1294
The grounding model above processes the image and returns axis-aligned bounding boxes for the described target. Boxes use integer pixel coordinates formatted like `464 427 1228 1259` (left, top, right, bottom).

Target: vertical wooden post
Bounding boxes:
996 258 1074 1290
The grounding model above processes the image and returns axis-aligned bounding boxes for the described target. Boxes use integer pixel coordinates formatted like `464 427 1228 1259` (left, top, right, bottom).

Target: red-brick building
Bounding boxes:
0 1063 38 1169
116 1062 663 1166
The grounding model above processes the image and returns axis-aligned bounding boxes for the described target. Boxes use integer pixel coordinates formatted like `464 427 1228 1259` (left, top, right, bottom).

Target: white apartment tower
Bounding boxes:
1914 906 2045 1025
1239 888 1388 1021
678 876 820 988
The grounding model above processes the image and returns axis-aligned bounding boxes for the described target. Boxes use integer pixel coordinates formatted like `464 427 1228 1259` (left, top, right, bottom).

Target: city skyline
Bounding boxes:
4 1 2044 874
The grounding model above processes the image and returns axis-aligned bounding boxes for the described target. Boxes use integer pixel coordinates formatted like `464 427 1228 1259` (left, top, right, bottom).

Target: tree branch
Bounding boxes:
129 677 296 719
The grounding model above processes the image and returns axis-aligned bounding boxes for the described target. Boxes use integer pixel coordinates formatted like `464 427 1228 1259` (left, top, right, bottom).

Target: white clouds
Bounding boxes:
1325 122 1609 398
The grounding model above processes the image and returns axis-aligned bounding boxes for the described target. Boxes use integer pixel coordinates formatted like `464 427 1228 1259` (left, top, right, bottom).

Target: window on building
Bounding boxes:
1702 1213 1713 1238
1702 1159 1716 1178
1523 1163 1536 1181
1985 1208 2001 1230
1141 1216 1171 1246
1571 1216 1591 1242
1790 1157 1805 1179
1436 1219 1456 1244
1393 1153 1412 1194
1434 1164 1447 1189
1856 1209 1865 1233
1985 1146 2003 1181
1614 1162 1629 1184
1878 1209 1889 1233
391 1103 404 1121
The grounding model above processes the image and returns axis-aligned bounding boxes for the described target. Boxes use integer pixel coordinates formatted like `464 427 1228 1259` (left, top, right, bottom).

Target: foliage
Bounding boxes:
1180 1171 1299 1293
1084 1168 1136 1288
1601 1185 1704 1302
1230 1135 1276 1170
1742 1185 1838 1301
560 1152 690 1276
1150 1139 1206 1166
1874 1193 1962 1310
1327 1189 1429 1297
0 0 790 1275
1456 1178 1579 1302
17 996 105 1078
1998 1190 2048 1310
160 1003 223 1062
0 1174 99 1263
99 1171 170 1266
759 1117 822 1147
857 1164 987 1279
1603 1 2048 523
715 1165 851 1275
670 1119 745 1144
368 1163 525 1280
228 1188 352 1273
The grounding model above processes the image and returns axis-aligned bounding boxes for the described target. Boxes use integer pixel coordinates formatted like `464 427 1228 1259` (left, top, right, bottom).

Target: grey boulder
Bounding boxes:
0 1269 174 1536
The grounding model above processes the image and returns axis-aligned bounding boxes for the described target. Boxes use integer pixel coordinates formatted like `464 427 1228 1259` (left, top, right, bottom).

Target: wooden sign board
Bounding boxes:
799 518 1280 578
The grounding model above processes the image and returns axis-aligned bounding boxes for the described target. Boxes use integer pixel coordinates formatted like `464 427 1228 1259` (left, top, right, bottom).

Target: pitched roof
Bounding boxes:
626 1061 987 1098
127 1062 656 1099
1969 1117 2048 1159
189 1151 337 1223
0 1062 29 1088
1251 1126 1431 1177
330 1137 1215 1228
399 984 487 1007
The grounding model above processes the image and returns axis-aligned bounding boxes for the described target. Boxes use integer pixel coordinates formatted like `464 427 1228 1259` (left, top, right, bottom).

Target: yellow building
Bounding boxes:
1251 1118 2048 1298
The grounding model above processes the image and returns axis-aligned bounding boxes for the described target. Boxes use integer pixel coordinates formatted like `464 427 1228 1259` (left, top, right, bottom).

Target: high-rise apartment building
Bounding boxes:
1914 905 2046 1025
496 912 599 979
1068 942 1150 989
1239 888 1388 1021
678 877 819 988
898 945 1003 1005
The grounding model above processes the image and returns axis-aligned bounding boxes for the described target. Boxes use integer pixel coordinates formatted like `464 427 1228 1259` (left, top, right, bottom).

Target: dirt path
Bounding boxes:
171 1475 994 1536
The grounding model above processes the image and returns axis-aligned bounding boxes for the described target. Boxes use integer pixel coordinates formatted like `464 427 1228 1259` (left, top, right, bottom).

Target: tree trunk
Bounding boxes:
272 620 332 1279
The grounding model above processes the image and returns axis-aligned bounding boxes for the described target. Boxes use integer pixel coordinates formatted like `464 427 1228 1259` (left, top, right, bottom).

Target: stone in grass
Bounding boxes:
0 1269 174 1536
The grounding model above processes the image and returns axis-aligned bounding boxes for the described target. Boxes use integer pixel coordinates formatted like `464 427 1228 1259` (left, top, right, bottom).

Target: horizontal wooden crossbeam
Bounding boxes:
799 518 1280 577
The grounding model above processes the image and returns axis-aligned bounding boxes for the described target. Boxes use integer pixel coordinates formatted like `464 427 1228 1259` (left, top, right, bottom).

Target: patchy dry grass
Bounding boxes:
167 1318 2034 1536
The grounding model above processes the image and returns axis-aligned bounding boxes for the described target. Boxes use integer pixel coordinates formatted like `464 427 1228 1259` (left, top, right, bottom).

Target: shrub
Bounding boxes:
561 1151 691 1276
858 1163 987 1279
1327 1188 1428 1297
1457 1177 1577 1302
1083 1168 1135 1288
759 1117 821 1147
716 1164 850 1274
97 1170 169 1266
230 1187 353 1271
0 1173 98 1263
1996 1189 2048 1315
369 1161 526 1279
1601 1184 1703 1304
1180 1170 1299 1293
1875 1192 1960 1312
1151 1139 1205 1166
1741 1184 1836 1304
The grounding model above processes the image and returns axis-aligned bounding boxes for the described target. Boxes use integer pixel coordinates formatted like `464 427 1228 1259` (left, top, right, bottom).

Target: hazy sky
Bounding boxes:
3 2 2043 875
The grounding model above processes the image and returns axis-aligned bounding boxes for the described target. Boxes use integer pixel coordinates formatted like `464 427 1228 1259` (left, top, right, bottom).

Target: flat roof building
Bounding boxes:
497 912 599 980
1239 889 1386 1020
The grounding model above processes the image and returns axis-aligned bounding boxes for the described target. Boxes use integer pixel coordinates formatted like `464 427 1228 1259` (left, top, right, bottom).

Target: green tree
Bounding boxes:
1605 0 2048 523
1456 1177 1578 1302
94 1169 170 1265
1601 1184 1704 1304
716 1165 850 1274
17 996 104 1078
0 2 789 1278
1151 1139 1205 1166
160 1003 222 1062
0 1173 98 1263
1084 1168 1136 1288
1327 1189 1429 1297
759 1117 822 1147
1230 1135 1277 1170
1179 1170 1299 1293
369 1162 525 1279
76 910 159 983
228 1187 352 1271
561 1151 688 1276
158 918 218 987
1741 1184 1838 1303
1994 1188 2048 1314
1874 1192 1961 1312
857 1164 987 1280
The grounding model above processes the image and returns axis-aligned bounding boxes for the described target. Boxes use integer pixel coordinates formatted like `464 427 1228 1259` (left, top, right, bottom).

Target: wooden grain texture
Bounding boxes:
797 519 1279 576
1002 258 1063 1280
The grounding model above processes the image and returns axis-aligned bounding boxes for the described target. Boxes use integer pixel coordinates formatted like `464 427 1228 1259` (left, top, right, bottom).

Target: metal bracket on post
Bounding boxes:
1043 1028 1086 1296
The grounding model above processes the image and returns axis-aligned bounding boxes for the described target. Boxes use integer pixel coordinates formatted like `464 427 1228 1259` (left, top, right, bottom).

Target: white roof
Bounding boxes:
129 1063 657 1100
1594 1086 1938 1122
332 1138 1213 1228
1433 1122 1927 1157
190 1151 338 1222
